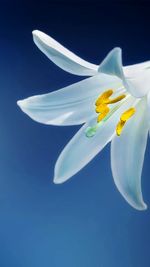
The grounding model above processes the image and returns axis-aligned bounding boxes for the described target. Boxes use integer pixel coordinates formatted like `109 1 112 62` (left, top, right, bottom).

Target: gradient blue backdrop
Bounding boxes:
0 1 150 266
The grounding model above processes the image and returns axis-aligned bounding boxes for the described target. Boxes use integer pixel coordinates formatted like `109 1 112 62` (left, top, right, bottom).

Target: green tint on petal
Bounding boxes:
85 126 98 137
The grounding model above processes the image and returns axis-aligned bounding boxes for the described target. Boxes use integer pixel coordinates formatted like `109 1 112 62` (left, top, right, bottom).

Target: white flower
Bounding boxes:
17 30 150 211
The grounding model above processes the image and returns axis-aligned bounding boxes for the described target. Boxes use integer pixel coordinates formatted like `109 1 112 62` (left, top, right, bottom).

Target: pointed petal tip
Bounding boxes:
107 47 122 56
140 203 147 211
32 30 45 43
53 178 62 185
53 168 74 184
53 175 66 184
130 200 147 211
32 30 41 36
32 30 43 44
112 47 121 53
17 100 22 108
17 99 30 115
17 99 25 109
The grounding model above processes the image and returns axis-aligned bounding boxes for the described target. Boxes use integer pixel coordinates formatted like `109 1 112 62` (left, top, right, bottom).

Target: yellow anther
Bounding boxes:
95 89 127 127
95 89 113 106
106 94 126 104
97 106 110 122
116 120 126 136
116 107 136 136
95 104 108 113
120 107 136 122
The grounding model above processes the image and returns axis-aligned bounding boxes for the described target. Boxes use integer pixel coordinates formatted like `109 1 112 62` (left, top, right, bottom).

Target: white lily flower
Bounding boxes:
17 30 150 211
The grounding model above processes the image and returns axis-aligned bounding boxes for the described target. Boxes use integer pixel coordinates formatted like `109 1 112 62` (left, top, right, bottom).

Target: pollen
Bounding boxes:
95 89 113 106
97 106 110 122
95 104 108 113
120 107 136 122
86 89 130 138
106 94 126 104
95 89 126 124
116 107 136 136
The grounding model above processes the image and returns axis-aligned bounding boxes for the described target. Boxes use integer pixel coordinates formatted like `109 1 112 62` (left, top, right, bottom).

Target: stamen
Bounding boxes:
97 106 110 122
95 104 108 113
116 107 136 136
116 120 126 136
85 89 131 138
120 107 135 121
106 94 126 104
95 89 126 124
85 98 129 138
95 89 113 106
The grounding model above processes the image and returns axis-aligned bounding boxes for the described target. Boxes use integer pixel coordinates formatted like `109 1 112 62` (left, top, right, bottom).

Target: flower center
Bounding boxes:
95 89 126 123
85 89 136 138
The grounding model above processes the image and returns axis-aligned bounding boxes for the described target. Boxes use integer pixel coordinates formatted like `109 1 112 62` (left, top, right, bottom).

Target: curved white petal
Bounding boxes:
33 30 98 76
125 69 150 98
124 60 150 74
111 99 149 210
98 47 131 95
124 61 150 97
54 97 134 183
98 47 124 79
147 92 150 127
98 47 150 98
17 74 120 126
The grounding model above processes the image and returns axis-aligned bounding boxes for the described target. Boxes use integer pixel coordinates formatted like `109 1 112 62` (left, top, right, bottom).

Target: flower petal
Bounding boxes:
98 47 124 79
17 74 120 126
98 47 150 98
124 60 150 74
98 47 131 95
125 69 150 98
33 30 98 76
147 91 150 127
54 96 134 183
111 99 148 210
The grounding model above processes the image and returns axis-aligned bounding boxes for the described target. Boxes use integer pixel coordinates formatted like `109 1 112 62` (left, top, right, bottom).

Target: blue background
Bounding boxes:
0 1 150 266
